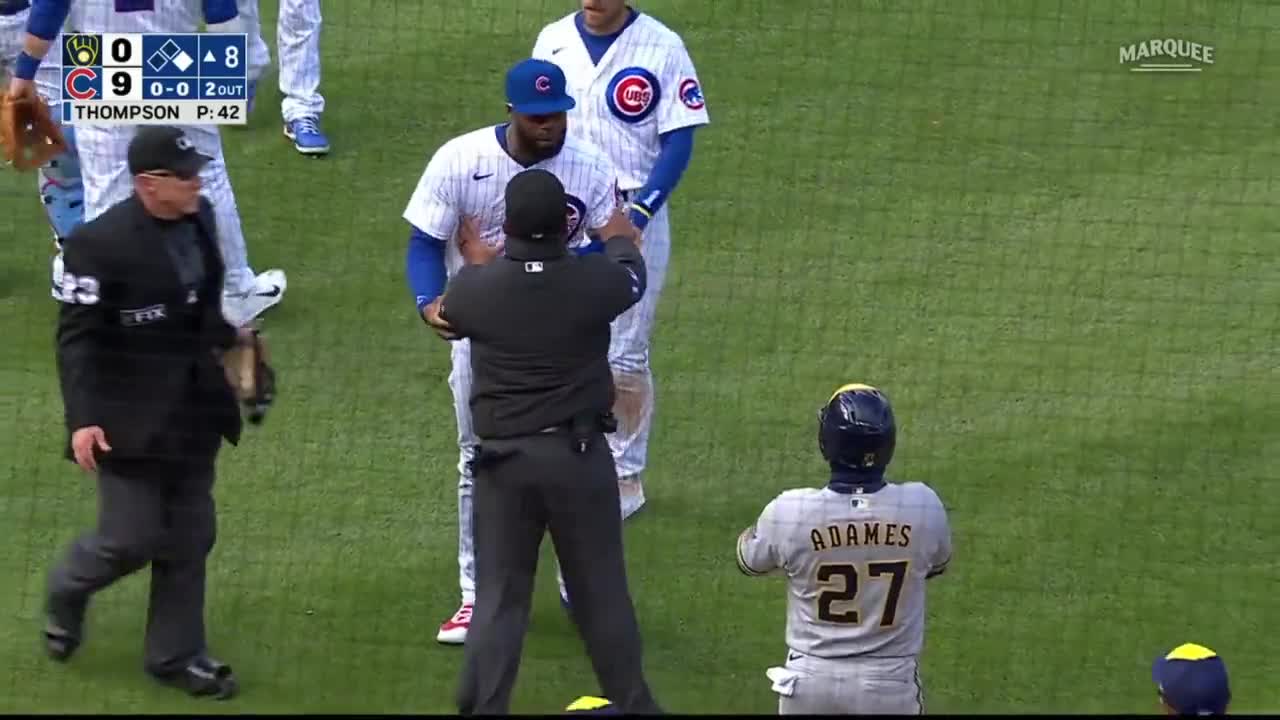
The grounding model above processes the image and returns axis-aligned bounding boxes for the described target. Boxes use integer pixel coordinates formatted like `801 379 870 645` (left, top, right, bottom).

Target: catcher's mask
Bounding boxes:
818 383 896 472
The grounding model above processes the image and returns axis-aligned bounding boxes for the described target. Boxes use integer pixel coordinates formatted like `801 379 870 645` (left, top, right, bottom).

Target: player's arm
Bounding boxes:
736 498 785 576
55 228 111 432
627 42 710 231
11 0 70 87
201 0 239 24
925 488 952 579
402 145 463 327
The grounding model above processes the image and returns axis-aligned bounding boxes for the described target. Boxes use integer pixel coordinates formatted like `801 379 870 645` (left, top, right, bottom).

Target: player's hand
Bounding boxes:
457 216 500 266
70 426 112 472
422 297 458 341
5 77 35 102
599 207 641 249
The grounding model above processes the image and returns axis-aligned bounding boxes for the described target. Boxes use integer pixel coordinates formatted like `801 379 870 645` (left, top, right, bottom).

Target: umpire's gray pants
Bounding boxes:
773 651 923 715
47 457 218 674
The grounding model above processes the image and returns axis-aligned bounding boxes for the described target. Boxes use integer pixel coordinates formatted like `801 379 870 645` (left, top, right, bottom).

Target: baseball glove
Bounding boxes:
1 90 67 171
222 330 277 425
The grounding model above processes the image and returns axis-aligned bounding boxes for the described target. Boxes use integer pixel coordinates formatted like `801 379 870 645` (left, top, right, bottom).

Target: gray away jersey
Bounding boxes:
738 482 952 659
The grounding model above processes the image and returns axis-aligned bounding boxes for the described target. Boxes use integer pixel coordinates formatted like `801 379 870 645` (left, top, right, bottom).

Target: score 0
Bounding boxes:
102 33 145 101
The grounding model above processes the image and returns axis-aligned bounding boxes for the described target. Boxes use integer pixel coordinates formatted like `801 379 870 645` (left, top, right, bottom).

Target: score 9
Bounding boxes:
106 68 143 100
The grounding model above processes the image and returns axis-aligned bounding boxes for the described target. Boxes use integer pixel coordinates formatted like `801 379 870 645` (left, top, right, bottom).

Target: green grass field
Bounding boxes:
2 0 1278 713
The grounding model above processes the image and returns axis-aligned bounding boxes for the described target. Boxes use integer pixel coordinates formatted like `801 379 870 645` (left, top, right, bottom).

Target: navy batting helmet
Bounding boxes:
818 383 896 472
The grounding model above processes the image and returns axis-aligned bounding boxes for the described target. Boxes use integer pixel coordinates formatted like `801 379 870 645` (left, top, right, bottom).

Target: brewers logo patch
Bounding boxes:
679 78 705 110
564 195 587 247
606 67 660 124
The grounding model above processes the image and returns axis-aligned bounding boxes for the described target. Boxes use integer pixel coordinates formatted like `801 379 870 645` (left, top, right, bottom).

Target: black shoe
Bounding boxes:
43 592 87 662
148 656 239 700
42 618 81 662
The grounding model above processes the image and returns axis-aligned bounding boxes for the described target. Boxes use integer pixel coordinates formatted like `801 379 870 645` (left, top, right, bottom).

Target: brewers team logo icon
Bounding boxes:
606 67 660 124
679 78 705 110
63 34 100 67
564 195 587 247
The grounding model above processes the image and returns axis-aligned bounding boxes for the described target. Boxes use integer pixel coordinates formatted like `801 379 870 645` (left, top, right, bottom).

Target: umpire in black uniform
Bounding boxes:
437 168 663 715
43 126 246 699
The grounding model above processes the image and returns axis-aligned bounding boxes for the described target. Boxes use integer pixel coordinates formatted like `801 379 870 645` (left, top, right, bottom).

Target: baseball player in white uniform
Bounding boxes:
533 0 709 519
1 0 84 297
7 0 287 328
737 384 952 715
232 0 328 155
403 58 634 645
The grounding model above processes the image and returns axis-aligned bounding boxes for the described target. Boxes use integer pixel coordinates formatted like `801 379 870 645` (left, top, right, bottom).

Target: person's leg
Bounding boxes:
45 459 168 660
456 442 546 714
606 207 671 519
277 0 329 154
440 339 478 644
544 438 662 714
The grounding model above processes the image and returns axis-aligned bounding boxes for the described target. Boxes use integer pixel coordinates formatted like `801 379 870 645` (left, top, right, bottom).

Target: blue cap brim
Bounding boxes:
1152 656 1167 685
511 98 576 115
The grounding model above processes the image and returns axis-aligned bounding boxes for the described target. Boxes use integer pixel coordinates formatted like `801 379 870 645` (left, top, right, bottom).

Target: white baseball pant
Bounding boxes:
771 653 924 715
236 0 325 122
73 123 256 294
606 203 671 481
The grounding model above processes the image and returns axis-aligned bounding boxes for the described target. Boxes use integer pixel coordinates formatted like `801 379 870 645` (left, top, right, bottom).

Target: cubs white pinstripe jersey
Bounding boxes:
737 482 952 659
67 0 215 34
532 12 709 192
402 125 622 277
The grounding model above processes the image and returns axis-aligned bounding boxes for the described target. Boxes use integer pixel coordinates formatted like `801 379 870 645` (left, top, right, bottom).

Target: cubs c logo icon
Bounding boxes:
605 67 660 124
679 78 705 110
64 66 98 100
564 195 587 247
535 75 552 93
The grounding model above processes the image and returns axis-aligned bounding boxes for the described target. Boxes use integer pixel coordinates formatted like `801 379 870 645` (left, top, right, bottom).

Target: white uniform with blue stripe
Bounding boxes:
232 0 324 122
533 11 709 510
737 482 952 715
402 124 622 606
36 0 285 325
2 0 82 296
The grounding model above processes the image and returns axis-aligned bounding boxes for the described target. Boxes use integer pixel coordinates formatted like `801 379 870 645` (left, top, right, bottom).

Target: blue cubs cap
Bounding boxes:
506 58 576 115
1152 643 1231 715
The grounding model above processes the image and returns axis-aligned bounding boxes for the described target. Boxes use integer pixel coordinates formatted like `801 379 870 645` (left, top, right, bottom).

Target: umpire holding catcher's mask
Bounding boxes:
43 125 274 700
437 168 663 715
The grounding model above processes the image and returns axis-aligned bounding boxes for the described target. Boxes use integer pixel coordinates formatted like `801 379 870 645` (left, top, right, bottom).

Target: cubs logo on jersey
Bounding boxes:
606 67 661 124
679 78 705 110
564 194 588 248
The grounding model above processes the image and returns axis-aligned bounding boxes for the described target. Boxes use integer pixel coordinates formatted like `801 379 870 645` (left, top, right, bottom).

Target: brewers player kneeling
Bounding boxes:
737 384 952 715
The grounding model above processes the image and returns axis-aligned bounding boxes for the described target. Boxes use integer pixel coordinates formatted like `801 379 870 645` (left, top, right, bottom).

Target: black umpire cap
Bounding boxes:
127 126 212 178
504 168 566 242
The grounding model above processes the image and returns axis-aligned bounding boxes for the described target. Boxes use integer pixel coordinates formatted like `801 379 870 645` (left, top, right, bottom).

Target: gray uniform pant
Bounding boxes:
776 652 923 715
456 430 662 716
46 456 218 674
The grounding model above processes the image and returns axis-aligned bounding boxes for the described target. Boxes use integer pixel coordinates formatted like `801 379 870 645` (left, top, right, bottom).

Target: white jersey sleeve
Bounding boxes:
402 142 462 241
737 497 787 576
585 153 623 233
925 487 952 577
656 41 710 135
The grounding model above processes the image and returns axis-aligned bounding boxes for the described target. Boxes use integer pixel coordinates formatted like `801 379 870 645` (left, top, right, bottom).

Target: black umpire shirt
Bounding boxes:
56 194 243 463
440 235 646 439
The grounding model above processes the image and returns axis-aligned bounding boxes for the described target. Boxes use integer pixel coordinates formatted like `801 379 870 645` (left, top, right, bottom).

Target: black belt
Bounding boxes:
0 0 31 16
620 188 638 203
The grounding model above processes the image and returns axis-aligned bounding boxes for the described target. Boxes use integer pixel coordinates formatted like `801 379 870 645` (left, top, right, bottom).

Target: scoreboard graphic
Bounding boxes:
59 33 248 126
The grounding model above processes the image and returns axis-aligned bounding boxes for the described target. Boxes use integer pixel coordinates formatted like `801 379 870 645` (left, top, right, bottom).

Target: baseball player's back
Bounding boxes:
740 482 950 715
748 483 951 659
738 383 951 715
